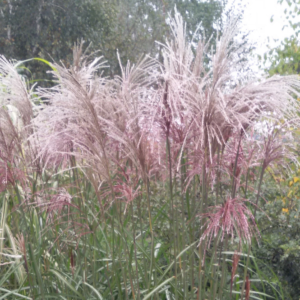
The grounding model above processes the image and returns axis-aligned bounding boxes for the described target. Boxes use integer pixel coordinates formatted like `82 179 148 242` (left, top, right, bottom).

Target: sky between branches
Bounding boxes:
226 0 294 72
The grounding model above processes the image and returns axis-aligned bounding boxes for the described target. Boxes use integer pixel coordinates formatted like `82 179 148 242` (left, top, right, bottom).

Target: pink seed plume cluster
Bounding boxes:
0 56 35 193
0 10 300 247
199 197 260 248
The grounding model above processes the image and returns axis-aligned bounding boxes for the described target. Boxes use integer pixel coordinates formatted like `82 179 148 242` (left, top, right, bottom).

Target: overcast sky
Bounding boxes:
229 0 294 55
225 0 295 73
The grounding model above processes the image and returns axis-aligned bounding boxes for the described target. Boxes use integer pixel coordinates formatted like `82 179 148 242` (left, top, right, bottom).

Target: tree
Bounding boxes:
110 0 227 66
0 0 116 62
0 0 116 83
0 0 227 78
268 37 300 75
266 0 300 75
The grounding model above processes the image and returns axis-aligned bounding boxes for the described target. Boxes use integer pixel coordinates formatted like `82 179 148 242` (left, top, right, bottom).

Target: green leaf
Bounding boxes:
49 269 82 298
83 282 103 300
142 276 175 300
0 287 32 300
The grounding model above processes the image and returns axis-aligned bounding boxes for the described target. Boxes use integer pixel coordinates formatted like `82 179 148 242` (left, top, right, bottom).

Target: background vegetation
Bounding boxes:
0 0 226 77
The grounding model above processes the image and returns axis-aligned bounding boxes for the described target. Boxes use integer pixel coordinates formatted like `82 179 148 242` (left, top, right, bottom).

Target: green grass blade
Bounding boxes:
142 276 175 300
0 287 32 300
83 282 103 300
13 58 57 72
49 269 83 298
157 241 197 284
28 242 44 297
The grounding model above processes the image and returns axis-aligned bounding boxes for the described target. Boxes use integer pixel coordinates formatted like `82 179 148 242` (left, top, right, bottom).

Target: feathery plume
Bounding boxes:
199 197 259 250
157 10 300 166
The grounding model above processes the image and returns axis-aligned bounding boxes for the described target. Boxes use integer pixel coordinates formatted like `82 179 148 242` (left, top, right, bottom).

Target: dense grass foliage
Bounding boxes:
1 12 300 299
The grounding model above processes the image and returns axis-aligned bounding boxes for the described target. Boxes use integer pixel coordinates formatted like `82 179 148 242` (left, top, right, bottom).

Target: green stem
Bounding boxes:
131 203 141 300
146 179 156 294
198 161 207 300
166 135 178 298
219 234 229 298
254 161 266 218
240 245 251 300
137 192 148 288
208 230 222 299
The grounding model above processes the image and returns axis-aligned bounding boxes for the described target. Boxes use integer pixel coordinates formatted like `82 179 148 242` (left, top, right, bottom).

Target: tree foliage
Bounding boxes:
266 0 300 75
0 0 227 77
259 2 300 297
254 170 300 299
90 0 227 75
268 38 300 75
0 0 115 63
0 0 117 84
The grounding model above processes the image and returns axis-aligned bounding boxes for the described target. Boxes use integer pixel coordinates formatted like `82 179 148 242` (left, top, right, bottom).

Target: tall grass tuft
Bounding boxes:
0 10 299 300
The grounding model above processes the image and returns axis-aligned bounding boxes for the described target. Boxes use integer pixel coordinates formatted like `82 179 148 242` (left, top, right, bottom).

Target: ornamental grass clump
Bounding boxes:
0 56 36 196
1 9 300 300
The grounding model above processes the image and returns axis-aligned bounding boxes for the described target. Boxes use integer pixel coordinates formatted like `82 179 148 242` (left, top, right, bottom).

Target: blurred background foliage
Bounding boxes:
265 0 300 75
0 0 226 79
255 1 300 298
253 168 300 299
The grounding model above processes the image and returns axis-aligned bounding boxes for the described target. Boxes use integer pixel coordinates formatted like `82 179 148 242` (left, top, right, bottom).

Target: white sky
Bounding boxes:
227 0 294 71
240 0 293 52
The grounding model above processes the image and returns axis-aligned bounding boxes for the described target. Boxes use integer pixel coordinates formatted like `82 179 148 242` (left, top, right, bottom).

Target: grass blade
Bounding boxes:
83 282 103 300
142 276 175 300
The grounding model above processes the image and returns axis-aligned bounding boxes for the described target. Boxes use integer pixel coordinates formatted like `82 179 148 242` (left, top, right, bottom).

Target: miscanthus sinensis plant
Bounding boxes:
1 10 300 300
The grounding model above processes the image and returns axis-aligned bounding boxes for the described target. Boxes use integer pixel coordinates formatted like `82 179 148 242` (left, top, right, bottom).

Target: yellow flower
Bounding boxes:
282 208 289 213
